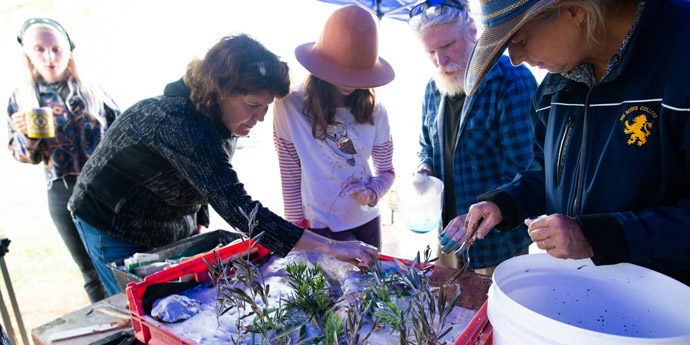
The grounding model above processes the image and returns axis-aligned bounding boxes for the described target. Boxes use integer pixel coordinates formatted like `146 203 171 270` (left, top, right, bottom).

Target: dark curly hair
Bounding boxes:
184 33 290 121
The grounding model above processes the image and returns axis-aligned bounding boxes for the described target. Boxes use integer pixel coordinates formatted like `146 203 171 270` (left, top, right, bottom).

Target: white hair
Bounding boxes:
408 1 477 45
409 2 477 95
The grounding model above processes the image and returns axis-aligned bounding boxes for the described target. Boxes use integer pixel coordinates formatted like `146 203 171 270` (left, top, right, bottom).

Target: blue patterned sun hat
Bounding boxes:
464 0 558 95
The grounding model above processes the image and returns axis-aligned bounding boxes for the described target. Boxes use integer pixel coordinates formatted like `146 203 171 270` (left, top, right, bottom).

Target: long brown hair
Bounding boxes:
184 34 290 122
302 74 376 140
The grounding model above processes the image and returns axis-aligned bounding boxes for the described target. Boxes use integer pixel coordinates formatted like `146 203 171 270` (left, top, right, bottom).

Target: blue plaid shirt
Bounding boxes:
418 56 537 268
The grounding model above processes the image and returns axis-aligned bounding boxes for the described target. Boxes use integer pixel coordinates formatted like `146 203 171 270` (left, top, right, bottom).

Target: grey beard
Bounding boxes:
433 71 465 96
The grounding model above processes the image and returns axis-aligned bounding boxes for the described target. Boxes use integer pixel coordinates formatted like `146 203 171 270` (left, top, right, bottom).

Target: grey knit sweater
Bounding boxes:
69 78 302 256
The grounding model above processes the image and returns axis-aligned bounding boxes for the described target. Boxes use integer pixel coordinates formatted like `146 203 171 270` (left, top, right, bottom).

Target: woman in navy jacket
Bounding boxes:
442 0 690 285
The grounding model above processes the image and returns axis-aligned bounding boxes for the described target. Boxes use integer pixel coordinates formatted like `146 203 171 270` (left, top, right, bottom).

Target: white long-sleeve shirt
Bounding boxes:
273 88 394 231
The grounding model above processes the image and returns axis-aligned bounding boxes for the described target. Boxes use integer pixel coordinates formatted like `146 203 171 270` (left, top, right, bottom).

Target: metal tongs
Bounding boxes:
452 221 479 280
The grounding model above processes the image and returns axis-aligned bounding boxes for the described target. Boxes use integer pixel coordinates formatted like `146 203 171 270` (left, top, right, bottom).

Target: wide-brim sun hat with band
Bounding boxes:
464 0 558 96
295 5 395 88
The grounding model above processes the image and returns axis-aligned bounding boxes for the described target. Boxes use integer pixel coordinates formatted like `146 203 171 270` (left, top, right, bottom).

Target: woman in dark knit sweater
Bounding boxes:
69 34 378 296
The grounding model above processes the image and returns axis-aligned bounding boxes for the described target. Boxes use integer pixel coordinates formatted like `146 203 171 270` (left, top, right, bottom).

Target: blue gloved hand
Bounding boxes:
439 215 468 254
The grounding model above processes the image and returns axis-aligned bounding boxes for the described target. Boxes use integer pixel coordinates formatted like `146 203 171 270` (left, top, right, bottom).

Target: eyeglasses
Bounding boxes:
246 60 287 77
409 0 465 19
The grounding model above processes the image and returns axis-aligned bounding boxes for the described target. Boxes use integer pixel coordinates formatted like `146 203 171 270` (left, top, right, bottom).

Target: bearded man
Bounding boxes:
409 0 537 275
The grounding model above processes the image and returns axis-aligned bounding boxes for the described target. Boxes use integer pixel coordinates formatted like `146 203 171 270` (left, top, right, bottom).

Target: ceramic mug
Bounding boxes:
26 107 55 139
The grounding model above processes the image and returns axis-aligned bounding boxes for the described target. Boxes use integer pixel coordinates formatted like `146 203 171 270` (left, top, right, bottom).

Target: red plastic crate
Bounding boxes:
126 239 270 345
126 241 490 344
454 300 493 345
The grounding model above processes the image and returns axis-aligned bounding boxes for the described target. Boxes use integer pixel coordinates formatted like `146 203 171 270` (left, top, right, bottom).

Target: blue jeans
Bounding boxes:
47 176 107 302
72 216 146 296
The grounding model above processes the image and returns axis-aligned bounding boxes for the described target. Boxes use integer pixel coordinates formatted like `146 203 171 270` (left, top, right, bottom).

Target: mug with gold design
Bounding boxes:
26 107 55 138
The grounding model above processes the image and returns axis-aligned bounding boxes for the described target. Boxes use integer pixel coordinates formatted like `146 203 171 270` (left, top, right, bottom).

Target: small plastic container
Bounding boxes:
108 230 240 291
395 173 444 233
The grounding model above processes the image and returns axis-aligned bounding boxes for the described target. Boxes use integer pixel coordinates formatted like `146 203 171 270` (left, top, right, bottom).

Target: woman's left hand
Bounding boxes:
330 240 379 269
296 230 378 269
525 214 594 259
341 177 377 206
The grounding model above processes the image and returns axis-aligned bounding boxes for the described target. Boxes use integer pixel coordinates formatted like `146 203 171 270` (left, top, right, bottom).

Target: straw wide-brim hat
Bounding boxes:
464 0 559 96
295 5 395 88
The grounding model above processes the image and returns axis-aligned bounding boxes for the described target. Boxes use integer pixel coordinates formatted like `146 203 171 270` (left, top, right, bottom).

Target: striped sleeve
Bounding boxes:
273 130 306 226
367 137 395 206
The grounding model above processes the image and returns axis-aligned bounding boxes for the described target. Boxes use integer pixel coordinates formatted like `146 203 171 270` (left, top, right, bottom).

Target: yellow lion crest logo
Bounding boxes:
624 114 652 146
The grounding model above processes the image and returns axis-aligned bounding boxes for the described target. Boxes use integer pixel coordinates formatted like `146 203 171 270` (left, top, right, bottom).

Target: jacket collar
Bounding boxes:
598 0 653 84
164 78 234 139
543 0 654 96
36 81 57 94
36 80 67 96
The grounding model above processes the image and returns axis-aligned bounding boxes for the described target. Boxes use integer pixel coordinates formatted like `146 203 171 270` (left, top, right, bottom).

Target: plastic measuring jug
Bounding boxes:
395 174 444 233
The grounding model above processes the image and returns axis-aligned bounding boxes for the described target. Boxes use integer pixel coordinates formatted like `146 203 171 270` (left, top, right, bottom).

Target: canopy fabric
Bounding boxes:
316 0 422 21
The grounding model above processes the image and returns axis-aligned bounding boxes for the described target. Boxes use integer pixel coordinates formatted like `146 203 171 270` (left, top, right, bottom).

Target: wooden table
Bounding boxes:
31 293 142 345
429 264 492 311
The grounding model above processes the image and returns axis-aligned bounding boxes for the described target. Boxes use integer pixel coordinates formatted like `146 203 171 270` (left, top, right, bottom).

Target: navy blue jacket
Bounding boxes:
481 0 690 284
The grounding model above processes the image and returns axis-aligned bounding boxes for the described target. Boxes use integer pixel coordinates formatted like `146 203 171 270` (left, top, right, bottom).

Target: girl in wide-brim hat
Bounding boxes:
273 5 396 249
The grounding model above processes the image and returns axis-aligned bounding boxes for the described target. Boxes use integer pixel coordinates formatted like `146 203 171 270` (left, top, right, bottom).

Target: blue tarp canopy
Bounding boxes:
316 0 423 21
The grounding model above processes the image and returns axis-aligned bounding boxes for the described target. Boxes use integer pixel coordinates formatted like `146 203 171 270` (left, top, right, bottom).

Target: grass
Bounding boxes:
0 158 90 345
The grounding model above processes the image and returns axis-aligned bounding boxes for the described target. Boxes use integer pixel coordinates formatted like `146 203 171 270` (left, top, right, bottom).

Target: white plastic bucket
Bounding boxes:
489 254 690 345
395 174 443 233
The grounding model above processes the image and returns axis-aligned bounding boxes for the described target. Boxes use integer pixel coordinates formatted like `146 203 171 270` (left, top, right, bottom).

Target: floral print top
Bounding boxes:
7 81 120 182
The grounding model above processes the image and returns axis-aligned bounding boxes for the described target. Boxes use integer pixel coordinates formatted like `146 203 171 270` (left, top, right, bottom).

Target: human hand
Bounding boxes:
439 214 468 253
525 214 593 259
341 177 377 206
330 240 379 270
463 201 503 241
11 112 28 136
416 165 433 176
411 171 435 195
